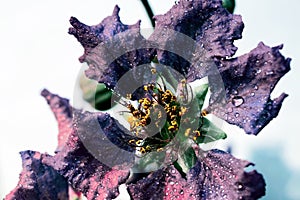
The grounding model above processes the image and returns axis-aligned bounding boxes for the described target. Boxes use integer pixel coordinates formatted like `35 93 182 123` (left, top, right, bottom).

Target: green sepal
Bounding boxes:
80 72 115 110
194 83 209 111
94 84 114 110
222 0 235 13
195 117 227 144
173 160 186 179
182 147 197 170
131 151 166 173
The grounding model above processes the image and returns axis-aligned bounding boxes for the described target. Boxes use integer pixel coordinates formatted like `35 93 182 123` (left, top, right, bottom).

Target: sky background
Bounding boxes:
0 0 299 199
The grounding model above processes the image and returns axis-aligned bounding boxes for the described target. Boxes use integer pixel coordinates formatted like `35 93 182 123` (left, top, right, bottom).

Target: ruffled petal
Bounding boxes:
207 42 290 135
127 149 265 200
41 89 73 152
185 149 265 199
152 0 243 76
127 166 187 200
5 151 68 200
39 90 136 199
42 120 130 199
69 6 154 89
73 110 138 166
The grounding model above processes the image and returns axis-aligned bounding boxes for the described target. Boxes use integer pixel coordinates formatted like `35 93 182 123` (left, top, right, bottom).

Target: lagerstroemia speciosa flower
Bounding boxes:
6 0 290 200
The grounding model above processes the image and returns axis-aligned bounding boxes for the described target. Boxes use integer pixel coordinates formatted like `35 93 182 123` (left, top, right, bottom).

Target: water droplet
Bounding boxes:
232 96 244 107
254 85 258 90
266 71 274 75
232 89 238 95
238 184 243 190
250 92 255 97
255 69 262 75
235 113 240 117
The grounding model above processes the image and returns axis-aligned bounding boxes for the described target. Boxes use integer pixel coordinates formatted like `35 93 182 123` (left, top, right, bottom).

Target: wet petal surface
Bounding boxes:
69 6 154 89
152 0 243 76
127 165 186 200
42 122 130 200
208 42 290 135
127 149 265 200
5 151 68 200
185 149 265 199
40 92 132 199
41 89 73 152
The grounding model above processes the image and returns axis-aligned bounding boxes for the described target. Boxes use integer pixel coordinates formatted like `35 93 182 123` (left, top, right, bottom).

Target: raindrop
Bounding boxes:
235 113 240 117
238 184 244 190
255 69 262 75
265 71 274 75
254 85 258 90
250 92 255 97
231 89 238 95
232 96 244 107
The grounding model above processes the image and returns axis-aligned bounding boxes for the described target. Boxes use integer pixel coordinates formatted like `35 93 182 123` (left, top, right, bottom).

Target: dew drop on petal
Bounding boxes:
232 96 244 107
265 70 274 75
232 89 238 95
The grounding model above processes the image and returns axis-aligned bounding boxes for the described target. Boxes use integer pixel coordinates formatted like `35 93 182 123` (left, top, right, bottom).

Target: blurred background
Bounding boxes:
0 0 299 199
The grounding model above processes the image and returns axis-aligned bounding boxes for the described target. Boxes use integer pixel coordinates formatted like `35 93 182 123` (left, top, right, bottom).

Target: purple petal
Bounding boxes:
127 166 187 200
69 6 154 89
74 110 137 166
69 5 139 62
184 149 265 199
207 42 290 135
5 151 68 200
42 109 135 199
152 0 243 75
41 89 73 152
128 149 265 200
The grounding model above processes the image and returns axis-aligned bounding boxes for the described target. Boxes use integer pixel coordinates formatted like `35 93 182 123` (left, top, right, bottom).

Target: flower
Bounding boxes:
6 0 290 200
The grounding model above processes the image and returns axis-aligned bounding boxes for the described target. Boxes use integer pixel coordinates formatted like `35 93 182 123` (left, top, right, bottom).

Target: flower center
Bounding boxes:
125 80 202 155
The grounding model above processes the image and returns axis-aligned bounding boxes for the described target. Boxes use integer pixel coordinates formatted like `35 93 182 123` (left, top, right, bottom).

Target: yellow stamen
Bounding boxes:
201 109 208 116
157 148 163 152
185 128 191 137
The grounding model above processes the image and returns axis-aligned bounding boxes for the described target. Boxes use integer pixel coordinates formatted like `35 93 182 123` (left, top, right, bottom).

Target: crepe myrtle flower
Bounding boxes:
6 0 290 200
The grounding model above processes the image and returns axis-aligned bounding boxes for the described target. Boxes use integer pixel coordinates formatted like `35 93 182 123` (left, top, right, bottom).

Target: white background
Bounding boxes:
0 0 299 199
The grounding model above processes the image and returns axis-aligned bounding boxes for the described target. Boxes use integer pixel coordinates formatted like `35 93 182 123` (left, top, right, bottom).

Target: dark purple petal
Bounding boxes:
127 166 187 200
69 5 139 62
5 151 68 200
152 0 243 75
128 149 265 200
185 149 265 199
70 6 154 89
207 42 290 135
74 110 137 166
42 109 136 200
41 89 73 152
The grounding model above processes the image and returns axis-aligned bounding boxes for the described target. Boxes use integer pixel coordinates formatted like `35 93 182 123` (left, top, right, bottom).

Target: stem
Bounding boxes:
141 0 155 27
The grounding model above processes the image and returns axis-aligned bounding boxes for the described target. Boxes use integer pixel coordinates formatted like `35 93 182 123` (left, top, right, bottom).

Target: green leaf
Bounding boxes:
195 117 227 144
194 83 209 110
94 84 113 110
131 151 166 173
79 73 115 111
222 0 235 13
182 147 197 170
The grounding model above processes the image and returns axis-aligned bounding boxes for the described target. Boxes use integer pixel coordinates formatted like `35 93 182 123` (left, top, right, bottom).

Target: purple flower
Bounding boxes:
6 0 290 200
